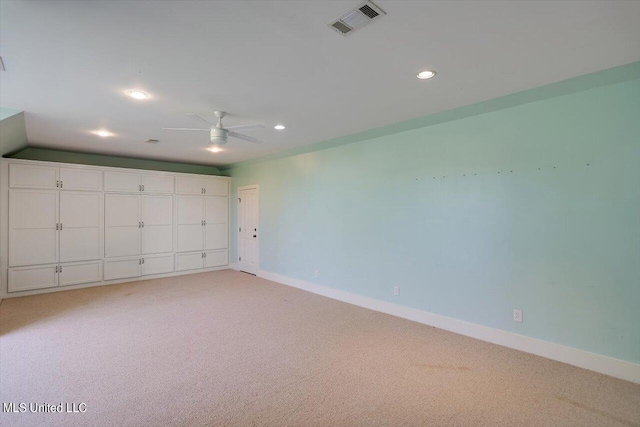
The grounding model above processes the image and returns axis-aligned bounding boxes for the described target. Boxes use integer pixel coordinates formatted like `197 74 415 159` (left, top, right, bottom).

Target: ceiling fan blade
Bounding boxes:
228 131 264 144
225 124 264 132
186 114 215 127
162 128 210 131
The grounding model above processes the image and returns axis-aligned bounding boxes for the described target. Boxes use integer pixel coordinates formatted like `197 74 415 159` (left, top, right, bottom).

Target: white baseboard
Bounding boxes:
257 269 640 384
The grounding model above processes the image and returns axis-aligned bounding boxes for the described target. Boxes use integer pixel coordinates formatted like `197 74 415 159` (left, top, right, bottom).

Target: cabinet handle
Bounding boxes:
204 252 207 258
141 222 144 228
142 184 145 191
60 181 63 188
142 258 145 264
56 223 59 230
204 188 206 194
139 258 141 265
56 180 60 188
203 220 206 226
55 266 58 273
60 223 63 230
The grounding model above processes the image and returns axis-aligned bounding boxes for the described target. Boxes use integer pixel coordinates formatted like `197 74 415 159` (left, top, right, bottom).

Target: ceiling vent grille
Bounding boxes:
144 139 159 144
328 1 386 36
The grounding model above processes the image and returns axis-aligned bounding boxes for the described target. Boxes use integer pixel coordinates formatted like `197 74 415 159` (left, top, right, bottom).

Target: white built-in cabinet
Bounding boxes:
176 175 228 196
104 194 173 257
3 161 229 295
104 171 174 193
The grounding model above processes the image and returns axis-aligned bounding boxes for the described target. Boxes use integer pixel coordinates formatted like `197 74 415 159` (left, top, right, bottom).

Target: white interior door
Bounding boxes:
176 195 204 252
142 195 173 254
60 191 102 262
105 194 140 257
9 189 59 267
238 186 259 275
204 196 228 250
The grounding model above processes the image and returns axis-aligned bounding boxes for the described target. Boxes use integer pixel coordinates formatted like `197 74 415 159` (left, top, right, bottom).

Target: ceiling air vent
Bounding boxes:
144 139 159 144
328 1 386 36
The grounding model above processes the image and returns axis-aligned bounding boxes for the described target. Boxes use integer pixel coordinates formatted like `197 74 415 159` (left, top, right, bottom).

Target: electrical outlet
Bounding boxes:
513 309 523 323
393 286 400 296
314 269 319 278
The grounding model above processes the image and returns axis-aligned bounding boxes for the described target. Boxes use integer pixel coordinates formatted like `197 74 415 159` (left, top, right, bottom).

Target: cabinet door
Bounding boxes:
176 195 203 252
204 250 228 268
58 261 102 287
59 168 102 191
176 176 204 195
204 196 228 250
60 192 102 262
141 254 174 276
104 257 141 281
141 174 174 194
8 265 58 292
105 194 140 257
142 195 173 254
9 190 59 267
204 177 228 196
9 164 58 189
175 252 204 272
104 171 141 192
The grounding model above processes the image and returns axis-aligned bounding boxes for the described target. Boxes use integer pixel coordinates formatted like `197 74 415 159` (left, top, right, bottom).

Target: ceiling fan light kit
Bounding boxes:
163 110 265 147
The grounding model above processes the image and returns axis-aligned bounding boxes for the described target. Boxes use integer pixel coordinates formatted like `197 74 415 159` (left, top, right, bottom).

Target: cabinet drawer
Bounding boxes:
59 261 102 287
142 254 174 276
104 257 141 281
175 252 204 272
8 265 58 292
204 250 228 268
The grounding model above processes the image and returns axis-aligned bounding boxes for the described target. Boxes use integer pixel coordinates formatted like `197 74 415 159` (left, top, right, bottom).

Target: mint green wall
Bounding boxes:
8 147 222 175
0 107 22 121
227 77 640 364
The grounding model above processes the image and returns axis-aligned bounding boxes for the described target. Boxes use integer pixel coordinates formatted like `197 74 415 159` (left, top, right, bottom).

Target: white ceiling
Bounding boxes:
1 1 639 166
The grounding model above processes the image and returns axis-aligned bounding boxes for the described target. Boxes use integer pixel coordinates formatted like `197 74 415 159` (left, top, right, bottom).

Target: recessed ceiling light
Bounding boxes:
417 70 436 80
92 130 113 137
208 147 222 153
274 125 286 130
126 90 149 100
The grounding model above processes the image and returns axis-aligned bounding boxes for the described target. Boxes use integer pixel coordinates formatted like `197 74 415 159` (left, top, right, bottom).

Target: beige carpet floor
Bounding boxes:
1 270 639 427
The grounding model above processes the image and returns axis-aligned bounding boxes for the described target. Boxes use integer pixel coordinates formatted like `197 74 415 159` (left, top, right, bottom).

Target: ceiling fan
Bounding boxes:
163 111 264 145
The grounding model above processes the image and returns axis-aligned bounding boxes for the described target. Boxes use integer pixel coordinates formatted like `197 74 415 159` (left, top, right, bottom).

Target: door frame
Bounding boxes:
237 184 259 274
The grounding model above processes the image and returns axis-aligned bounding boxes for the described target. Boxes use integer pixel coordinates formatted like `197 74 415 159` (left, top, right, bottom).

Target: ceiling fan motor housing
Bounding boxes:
210 128 229 145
